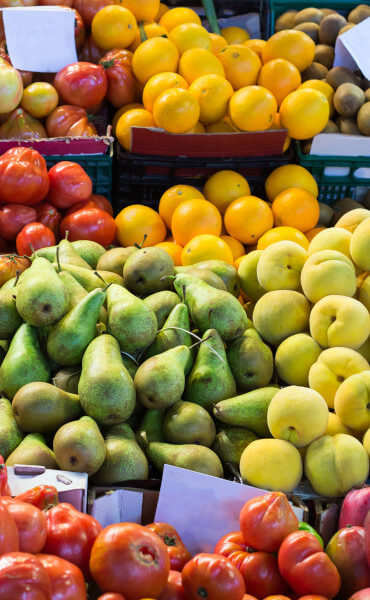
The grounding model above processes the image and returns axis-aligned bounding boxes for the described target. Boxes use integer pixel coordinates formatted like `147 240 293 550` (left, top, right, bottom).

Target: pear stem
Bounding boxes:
56 246 62 273
94 271 107 284
120 351 139 366
65 230 69 240
14 270 20 287
157 327 225 363
135 234 147 249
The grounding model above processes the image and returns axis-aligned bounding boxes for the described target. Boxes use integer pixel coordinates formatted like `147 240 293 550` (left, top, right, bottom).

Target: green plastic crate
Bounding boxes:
269 0 360 34
296 142 370 204
45 144 113 200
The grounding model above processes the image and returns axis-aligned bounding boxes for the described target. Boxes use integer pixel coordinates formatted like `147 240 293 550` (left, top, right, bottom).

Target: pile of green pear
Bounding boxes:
0 238 277 483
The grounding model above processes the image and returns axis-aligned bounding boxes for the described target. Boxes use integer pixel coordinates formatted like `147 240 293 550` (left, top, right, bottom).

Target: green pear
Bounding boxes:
174 274 249 342
96 270 124 286
58 271 87 309
136 409 165 450
79 335 136 426
0 397 23 459
188 260 240 297
55 263 122 291
0 324 50 399
0 341 8 366
47 289 106 365
34 245 57 262
134 345 190 409
212 428 258 465
6 433 57 468
106 284 157 355
0 290 22 339
121 356 138 380
12 382 81 434
126 398 145 429
16 257 69 326
174 267 227 291
53 368 80 394
185 329 236 411
1 277 17 291
97 247 138 274
238 250 265 301
58 239 93 269
53 416 106 476
163 401 216 447
71 240 106 269
143 303 192 364
213 387 279 437
143 291 181 329
227 329 274 392
92 423 149 484
148 442 223 477
124 247 175 294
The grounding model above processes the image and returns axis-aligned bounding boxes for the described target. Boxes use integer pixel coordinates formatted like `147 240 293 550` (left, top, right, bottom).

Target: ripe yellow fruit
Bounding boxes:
257 226 309 250
243 39 267 59
155 241 183 266
224 195 274 244
262 30 315 72
115 204 166 247
265 164 318 201
129 23 168 52
160 7 201 31
115 109 155 151
229 86 277 131
206 117 239 133
181 234 234 265
118 0 159 22
210 33 228 55
132 37 179 83
258 58 301 107
220 236 245 260
188 74 233 124
112 103 143 135
203 170 250 214
143 72 188 112
91 5 137 50
218 44 261 89
221 26 250 45
179 48 225 84
153 88 200 134
159 184 204 228
298 79 335 115
279 89 330 140
168 23 211 54
171 198 222 246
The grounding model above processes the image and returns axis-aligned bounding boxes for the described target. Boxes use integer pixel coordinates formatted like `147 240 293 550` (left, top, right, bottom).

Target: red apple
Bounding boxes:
339 488 370 528
348 590 370 600
326 526 370 599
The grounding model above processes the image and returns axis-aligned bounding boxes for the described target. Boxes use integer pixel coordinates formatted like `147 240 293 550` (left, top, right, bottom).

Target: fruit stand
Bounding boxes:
0 0 369 598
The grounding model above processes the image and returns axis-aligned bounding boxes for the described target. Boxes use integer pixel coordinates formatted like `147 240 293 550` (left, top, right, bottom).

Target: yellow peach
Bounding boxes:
334 371 370 432
275 333 322 386
256 241 307 291
301 249 356 303
308 227 352 258
309 295 370 349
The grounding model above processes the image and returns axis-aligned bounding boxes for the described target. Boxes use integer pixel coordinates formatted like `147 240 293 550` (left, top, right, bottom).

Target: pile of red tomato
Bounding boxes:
0 146 116 255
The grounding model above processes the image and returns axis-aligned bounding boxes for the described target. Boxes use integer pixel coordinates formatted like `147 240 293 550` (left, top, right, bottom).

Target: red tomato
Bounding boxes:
54 62 107 110
0 204 36 240
34 202 61 236
73 8 85 50
43 503 102 578
37 554 87 600
0 498 47 554
98 595 126 600
229 551 288 599
0 254 30 286
240 492 299 553
46 105 87 137
365 512 370 568
102 48 133 66
214 531 247 557
67 116 97 136
0 502 19 555
0 552 51 600
60 207 116 246
298 597 328 599
16 485 59 511
326 526 370 598
158 570 186 600
16 222 55 256
348 590 370 600
182 553 245 600
48 161 93 210
66 194 113 216
0 147 49 206
99 57 136 108
89 522 170 600
146 523 192 572
278 531 341 598
0 107 47 140
79 35 105 64
73 0 114 26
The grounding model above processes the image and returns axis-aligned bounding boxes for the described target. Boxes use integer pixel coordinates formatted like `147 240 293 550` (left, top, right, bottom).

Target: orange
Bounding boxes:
203 170 250 214
183 121 206 133
206 116 239 133
182 234 233 265
168 23 211 54
159 184 205 228
179 48 225 84
112 103 143 134
143 72 188 112
243 39 266 59
91 5 137 50
279 88 329 139
132 37 179 83
257 226 309 250
115 204 166 247
129 23 168 52
118 0 159 22
171 199 222 246
298 79 335 115
234 254 247 269
272 187 320 232
218 45 261 89
210 33 228 55
262 30 315 72
221 235 245 260
224 196 274 244
221 26 250 44
305 226 327 242
115 108 155 151
257 58 301 107
269 113 291 153
156 3 168 20
160 7 201 31
188 74 233 124
265 164 318 201
229 86 277 131
155 241 183 265
153 88 200 134
21 82 58 118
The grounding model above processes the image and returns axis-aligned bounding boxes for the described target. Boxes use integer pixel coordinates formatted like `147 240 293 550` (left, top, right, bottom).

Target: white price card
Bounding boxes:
334 17 370 79
2 6 77 72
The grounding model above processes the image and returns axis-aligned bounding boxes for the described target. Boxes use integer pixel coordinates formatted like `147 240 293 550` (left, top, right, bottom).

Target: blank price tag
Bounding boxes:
334 17 370 79
2 6 77 72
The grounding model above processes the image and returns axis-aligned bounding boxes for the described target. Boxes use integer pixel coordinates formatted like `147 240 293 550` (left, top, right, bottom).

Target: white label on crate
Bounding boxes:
310 133 370 157
334 17 370 78
2 7 77 72
91 490 143 528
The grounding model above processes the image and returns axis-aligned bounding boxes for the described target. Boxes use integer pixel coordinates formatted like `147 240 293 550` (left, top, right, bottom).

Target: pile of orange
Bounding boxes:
115 164 322 267
94 3 331 150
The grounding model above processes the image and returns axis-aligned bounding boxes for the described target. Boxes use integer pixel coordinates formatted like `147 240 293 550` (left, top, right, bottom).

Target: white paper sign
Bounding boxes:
155 465 304 556
91 490 143 529
334 17 370 78
2 7 77 72
310 133 370 160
